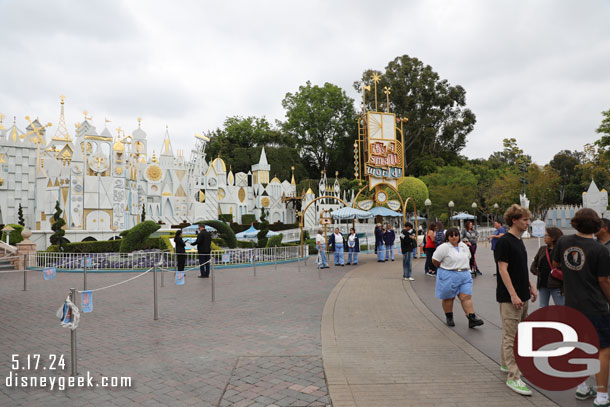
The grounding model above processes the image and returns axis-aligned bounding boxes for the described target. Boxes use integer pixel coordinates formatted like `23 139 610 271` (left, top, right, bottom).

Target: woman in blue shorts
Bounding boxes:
432 227 484 328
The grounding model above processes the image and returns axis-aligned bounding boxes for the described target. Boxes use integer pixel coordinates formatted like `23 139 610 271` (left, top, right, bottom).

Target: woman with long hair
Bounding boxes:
424 222 437 276
174 229 186 272
530 227 564 307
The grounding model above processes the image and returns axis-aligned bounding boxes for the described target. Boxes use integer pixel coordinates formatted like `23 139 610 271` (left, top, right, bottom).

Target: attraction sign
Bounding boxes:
364 111 404 190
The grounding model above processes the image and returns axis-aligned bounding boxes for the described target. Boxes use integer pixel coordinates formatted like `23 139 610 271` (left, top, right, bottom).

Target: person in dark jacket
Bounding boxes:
400 222 417 280
328 227 346 266
375 223 385 262
346 227 360 265
174 229 186 272
530 227 564 307
192 224 212 278
384 224 396 261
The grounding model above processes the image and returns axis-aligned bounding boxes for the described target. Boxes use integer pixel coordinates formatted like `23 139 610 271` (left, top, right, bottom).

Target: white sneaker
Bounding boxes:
403 277 408 280
408 277 415 281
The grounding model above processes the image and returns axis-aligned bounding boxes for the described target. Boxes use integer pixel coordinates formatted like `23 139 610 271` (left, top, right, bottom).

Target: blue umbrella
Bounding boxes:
450 212 476 220
330 207 373 220
369 207 402 217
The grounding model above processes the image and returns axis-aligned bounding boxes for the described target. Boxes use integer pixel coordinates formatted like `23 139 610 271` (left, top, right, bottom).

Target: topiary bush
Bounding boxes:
119 221 161 253
202 220 237 249
241 214 256 225
1 224 24 245
266 234 283 248
219 214 233 223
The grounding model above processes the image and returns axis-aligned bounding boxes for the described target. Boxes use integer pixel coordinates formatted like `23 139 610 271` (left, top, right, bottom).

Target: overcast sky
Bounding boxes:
1 0 609 165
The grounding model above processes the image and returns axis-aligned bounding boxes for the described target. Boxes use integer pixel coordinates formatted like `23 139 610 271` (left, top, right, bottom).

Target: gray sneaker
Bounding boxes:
575 385 597 400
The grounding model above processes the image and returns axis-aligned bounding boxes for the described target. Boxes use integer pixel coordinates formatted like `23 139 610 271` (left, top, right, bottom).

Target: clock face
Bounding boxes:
145 164 163 182
376 191 388 204
87 153 109 173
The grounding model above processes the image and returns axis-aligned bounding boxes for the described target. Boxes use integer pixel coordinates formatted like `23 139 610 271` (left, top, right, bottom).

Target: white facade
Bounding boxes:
0 101 303 248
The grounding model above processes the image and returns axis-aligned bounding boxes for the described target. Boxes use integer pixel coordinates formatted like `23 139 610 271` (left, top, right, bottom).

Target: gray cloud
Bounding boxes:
1 0 609 165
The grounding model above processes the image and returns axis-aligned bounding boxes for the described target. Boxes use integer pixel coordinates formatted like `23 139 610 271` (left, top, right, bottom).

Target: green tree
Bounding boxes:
50 201 68 252
281 81 357 177
421 166 478 219
549 150 583 204
381 177 429 213
17 204 25 226
485 172 521 212
487 138 532 168
526 164 561 218
257 209 269 248
355 55 476 176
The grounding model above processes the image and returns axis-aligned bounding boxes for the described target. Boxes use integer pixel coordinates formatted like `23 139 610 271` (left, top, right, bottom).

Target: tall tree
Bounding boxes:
487 138 532 168
281 81 357 177
549 150 583 204
50 201 68 252
355 55 476 176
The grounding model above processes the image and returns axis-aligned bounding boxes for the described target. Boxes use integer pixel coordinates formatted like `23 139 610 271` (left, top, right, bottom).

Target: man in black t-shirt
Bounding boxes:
495 204 537 396
553 209 610 405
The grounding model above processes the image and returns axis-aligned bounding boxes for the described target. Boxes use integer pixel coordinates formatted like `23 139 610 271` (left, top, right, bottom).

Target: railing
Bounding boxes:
32 246 309 272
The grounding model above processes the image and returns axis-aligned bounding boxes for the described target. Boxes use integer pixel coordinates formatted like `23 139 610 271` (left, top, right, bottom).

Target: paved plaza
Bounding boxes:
0 238 594 406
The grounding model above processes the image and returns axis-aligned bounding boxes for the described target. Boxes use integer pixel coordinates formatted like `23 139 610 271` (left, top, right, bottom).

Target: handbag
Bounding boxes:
545 248 563 281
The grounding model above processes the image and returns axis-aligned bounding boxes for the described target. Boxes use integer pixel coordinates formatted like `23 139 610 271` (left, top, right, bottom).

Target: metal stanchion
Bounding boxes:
70 288 77 376
253 250 257 277
274 252 278 271
83 261 87 291
161 266 165 287
211 259 215 302
23 254 28 291
153 266 158 321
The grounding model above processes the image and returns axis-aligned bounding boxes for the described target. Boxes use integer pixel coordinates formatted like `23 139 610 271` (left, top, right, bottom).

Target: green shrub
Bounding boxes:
119 229 129 237
266 234 283 248
1 224 24 245
119 221 161 253
202 220 237 249
230 223 250 234
237 240 256 248
219 214 233 223
48 237 168 253
241 214 256 225
268 223 298 231
212 238 226 247
256 237 268 248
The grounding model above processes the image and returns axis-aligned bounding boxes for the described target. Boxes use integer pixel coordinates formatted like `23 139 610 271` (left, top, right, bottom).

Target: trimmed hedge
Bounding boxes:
241 214 256 225
47 237 168 253
266 234 283 248
219 214 233 223
1 224 24 245
268 223 298 232
120 221 161 253
202 220 237 249
237 240 256 248
212 238 226 247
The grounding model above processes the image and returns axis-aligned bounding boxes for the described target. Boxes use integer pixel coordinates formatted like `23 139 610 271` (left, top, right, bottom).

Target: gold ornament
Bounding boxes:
146 165 163 181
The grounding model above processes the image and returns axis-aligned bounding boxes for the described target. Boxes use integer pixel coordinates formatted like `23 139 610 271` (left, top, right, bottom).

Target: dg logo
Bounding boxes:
515 306 600 391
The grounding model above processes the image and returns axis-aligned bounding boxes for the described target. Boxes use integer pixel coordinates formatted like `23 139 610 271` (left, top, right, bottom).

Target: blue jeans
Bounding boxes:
538 287 564 307
377 243 385 261
318 244 327 267
348 247 358 264
403 252 412 278
386 244 394 260
334 245 345 265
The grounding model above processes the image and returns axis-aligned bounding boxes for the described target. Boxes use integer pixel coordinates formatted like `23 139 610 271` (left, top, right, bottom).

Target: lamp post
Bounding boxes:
424 199 431 226
471 202 477 228
493 203 499 223
448 201 454 227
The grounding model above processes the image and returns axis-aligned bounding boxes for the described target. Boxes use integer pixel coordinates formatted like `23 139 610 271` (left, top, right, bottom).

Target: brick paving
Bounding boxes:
0 259 344 407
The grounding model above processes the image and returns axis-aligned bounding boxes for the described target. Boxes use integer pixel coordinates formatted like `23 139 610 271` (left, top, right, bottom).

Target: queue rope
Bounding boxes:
76 267 153 293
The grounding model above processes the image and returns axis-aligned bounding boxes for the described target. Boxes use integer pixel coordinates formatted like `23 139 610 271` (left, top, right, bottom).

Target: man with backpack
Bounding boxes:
401 223 417 280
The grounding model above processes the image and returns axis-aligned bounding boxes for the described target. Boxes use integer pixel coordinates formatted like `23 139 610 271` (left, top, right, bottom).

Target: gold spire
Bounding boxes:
371 73 381 111
383 86 391 113
137 117 142 127
152 150 158 163
291 165 296 185
52 95 71 142
362 85 371 113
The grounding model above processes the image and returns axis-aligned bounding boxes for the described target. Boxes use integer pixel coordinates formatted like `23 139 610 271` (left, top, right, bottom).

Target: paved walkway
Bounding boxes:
321 246 559 407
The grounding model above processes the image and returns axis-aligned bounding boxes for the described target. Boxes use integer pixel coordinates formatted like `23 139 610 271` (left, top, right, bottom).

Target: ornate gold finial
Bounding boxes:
105 117 111 127
383 87 391 113
60 95 65 105
335 171 339 177
152 150 158 163
137 117 142 127
371 73 381 111
0 113 4 131
83 110 92 121
116 126 122 137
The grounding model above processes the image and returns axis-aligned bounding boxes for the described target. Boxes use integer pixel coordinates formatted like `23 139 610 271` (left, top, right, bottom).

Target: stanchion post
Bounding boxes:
274 249 278 271
253 249 257 277
83 260 87 291
211 259 215 302
153 266 158 321
23 254 28 291
161 265 165 287
70 288 77 376
297 246 302 273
